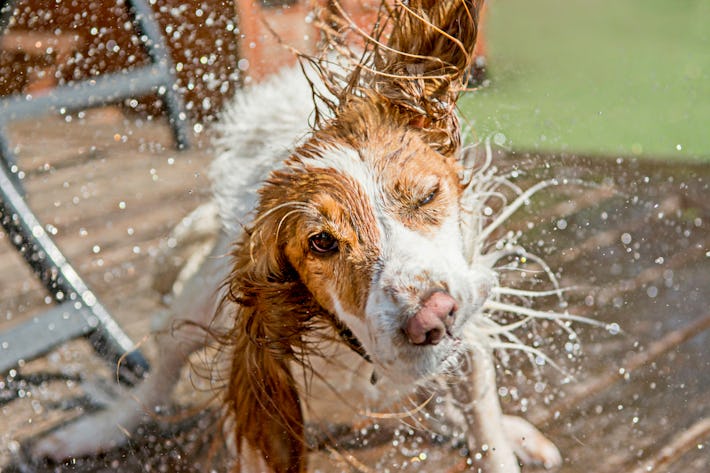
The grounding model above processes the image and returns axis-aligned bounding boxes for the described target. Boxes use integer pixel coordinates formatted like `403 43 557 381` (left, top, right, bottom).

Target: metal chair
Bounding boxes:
0 0 191 383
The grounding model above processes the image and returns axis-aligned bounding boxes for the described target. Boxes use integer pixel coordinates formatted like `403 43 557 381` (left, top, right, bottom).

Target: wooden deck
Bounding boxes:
0 109 211 465
1 110 709 472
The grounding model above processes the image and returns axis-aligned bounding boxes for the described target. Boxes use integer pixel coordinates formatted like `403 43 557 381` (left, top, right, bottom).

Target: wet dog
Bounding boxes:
34 2 564 471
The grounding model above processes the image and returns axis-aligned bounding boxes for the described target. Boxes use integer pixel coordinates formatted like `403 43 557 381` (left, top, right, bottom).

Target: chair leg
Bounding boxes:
0 161 149 383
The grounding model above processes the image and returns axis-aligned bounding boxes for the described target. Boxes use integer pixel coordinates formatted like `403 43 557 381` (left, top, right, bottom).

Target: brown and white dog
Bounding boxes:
34 1 568 471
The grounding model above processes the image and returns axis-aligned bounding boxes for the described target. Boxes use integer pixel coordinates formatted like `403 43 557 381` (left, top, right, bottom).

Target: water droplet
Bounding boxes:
493 132 507 146
7 440 20 454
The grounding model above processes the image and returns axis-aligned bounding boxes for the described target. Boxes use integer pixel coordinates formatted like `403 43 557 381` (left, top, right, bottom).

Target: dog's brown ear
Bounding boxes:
226 307 305 473
224 309 307 472
221 196 310 473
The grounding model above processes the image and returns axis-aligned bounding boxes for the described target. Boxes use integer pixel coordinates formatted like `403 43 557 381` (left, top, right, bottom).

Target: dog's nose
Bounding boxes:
404 292 458 345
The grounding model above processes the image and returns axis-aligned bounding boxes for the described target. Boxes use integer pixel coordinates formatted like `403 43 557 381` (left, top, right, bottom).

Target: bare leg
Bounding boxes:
32 234 231 461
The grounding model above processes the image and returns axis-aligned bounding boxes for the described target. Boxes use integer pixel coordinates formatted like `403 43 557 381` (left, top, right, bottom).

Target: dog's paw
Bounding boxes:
503 415 562 469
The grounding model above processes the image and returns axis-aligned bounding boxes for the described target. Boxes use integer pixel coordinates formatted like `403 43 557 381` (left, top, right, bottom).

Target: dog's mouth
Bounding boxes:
439 336 467 369
373 330 468 384
416 336 468 381
333 319 466 384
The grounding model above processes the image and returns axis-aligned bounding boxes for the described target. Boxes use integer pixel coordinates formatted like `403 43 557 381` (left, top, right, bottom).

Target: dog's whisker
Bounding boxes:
492 329 540 373
359 394 433 421
253 201 314 223
275 208 311 241
465 190 510 207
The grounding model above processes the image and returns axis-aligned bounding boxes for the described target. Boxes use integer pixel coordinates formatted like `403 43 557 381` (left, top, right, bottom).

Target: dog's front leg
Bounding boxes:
450 343 520 473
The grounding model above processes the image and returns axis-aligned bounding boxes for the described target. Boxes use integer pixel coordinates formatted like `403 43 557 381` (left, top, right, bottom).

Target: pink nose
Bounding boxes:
404 292 458 345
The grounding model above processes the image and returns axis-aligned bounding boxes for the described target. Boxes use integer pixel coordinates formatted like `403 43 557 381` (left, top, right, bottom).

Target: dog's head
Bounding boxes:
222 1 486 471
264 118 495 385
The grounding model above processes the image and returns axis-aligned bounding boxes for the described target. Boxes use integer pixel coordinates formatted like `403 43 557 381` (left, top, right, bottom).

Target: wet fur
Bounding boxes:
218 2 487 471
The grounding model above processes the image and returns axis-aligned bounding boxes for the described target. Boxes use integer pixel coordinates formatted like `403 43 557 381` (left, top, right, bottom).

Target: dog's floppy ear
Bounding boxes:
220 187 314 473
226 314 304 473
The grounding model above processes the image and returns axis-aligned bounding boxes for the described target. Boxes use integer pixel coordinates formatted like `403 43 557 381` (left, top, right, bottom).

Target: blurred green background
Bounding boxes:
459 0 710 161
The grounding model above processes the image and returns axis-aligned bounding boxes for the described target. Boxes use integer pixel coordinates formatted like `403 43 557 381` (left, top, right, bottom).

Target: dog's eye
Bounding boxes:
417 187 438 207
309 231 339 254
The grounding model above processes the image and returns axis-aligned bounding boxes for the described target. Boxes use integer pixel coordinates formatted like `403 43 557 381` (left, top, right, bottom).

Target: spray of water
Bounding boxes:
459 137 613 380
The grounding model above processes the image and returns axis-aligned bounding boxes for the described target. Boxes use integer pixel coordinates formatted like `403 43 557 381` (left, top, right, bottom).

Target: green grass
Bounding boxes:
459 0 710 161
